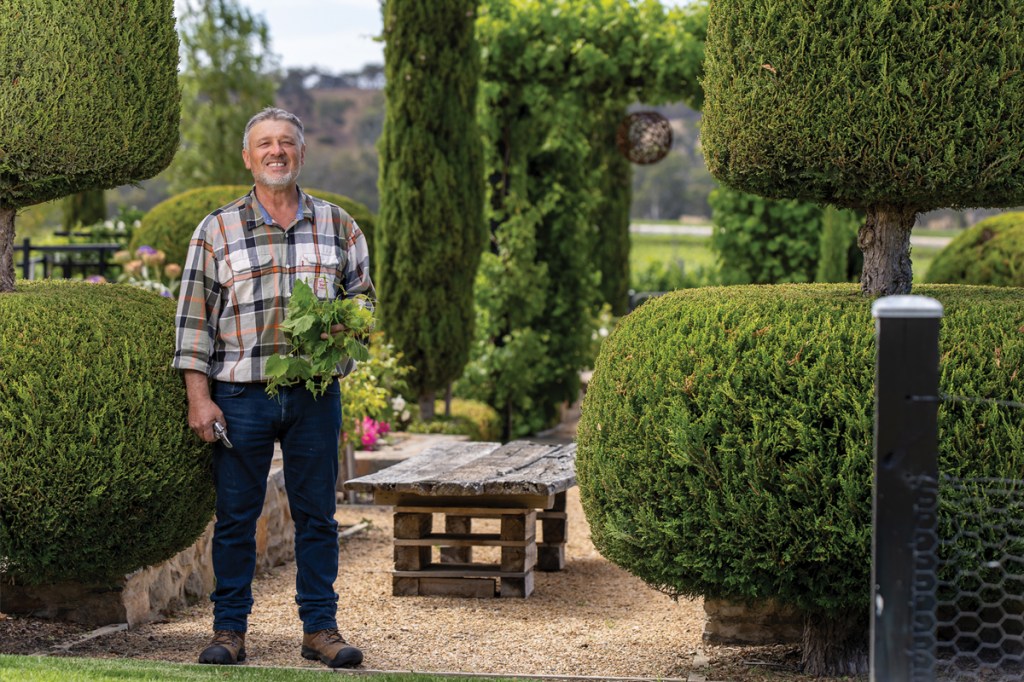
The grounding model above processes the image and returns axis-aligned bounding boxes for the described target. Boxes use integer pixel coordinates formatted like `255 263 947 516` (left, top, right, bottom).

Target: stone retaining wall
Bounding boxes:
2 465 294 627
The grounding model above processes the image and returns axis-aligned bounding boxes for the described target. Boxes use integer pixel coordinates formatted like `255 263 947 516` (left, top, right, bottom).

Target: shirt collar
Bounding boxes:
247 185 313 228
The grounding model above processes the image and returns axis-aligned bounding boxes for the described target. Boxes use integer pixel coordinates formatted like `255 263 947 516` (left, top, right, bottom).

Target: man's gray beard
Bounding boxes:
255 167 301 188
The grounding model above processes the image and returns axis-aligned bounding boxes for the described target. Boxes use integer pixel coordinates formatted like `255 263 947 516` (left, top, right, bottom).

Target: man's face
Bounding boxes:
243 119 305 189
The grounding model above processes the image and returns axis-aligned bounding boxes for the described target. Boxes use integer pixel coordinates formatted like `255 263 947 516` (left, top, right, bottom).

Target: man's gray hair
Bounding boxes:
243 107 305 150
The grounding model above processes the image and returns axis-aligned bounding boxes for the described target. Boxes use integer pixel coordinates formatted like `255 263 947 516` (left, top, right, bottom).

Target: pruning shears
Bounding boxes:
213 421 234 449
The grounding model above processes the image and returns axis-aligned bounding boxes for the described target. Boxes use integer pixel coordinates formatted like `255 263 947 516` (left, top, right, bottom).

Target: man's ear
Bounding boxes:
242 148 253 171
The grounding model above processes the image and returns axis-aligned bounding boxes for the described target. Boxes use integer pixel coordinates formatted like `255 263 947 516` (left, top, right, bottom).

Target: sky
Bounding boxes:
179 0 692 75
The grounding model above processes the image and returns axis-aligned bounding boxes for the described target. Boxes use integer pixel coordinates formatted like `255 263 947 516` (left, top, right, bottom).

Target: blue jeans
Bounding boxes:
209 379 341 634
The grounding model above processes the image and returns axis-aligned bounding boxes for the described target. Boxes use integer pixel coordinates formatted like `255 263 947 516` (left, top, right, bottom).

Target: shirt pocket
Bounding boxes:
223 248 273 306
296 244 340 300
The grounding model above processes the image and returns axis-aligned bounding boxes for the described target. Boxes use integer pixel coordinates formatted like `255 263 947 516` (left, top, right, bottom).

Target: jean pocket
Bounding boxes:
212 381 248 399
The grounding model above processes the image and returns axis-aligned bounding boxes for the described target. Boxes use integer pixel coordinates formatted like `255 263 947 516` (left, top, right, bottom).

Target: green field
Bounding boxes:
629 233 716 273
629 231 941 285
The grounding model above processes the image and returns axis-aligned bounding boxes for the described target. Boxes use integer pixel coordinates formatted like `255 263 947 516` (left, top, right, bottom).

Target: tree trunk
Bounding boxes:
801 609 869 677
0 206 16 293
418 389 436 422
857 205 917 296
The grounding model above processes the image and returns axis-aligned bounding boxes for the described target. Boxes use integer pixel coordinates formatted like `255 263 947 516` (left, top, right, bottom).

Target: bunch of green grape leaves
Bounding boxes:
264 278 374 398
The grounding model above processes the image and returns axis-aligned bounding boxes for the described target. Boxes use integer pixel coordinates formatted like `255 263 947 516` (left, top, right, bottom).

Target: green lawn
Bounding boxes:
0 655 521 682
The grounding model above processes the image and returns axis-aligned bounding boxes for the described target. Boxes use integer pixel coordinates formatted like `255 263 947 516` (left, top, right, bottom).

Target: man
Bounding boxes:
173 107 372 668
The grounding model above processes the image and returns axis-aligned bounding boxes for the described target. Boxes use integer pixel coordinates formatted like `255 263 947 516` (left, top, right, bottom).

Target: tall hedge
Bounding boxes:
701 1 1024 296
577 283 1024 674
0 282 214 585
0 0 180 291
926 211 1024 287
377 0 485 420
463 0 706 437
131 186 376 268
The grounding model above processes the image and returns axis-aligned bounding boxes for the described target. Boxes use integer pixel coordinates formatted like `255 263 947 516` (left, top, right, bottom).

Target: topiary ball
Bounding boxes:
131 185 376 267
577 284 1024 617
0 281 214 585
926 212 1024 287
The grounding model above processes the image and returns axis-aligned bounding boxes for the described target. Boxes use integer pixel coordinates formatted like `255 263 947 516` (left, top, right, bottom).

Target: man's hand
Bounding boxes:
183 370 225 443
188 398 226 443
320 322 347 340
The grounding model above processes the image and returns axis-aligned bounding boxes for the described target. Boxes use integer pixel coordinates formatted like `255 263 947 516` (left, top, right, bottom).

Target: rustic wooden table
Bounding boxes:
344 440 577 598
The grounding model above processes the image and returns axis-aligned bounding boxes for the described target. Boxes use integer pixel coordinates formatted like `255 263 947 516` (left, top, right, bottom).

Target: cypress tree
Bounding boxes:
62 190 107 232
702 0 1024 296
377 0 485 420
0 0 179 292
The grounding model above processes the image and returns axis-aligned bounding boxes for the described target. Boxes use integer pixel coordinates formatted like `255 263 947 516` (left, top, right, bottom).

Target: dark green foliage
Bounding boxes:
709 187 862 285
577 284 1024 618
465 0 707 437
62 190 107 232
926 212 1024 287
590 112 634 316
0 282 214 585
377 0 485 413
131 186 376 267
702 1 1024 212
817 205 863 283
0 0 180 209
167 0 278 193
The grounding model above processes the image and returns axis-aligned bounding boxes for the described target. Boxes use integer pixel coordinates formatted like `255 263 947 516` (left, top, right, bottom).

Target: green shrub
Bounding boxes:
131 186 376 267
926 212 1024 287
709 187 862 285
578 284 1023 617
407 398 502 442
0 282 214 585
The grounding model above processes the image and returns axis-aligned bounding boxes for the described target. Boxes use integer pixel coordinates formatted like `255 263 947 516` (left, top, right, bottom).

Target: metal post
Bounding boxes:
870 295 943 682
21 238 31 280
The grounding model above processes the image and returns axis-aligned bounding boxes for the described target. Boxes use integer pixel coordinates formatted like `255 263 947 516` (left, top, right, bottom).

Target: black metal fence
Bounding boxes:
871 297 1024 681
16 238 122 281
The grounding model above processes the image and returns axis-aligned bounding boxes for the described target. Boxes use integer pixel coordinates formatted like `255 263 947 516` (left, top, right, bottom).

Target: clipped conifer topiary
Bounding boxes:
131 186 376 268
0 282 215 585
577 284 1024 675
0 0 179 292
702 1 1024 296
377 0 485 421
926 212 1024 287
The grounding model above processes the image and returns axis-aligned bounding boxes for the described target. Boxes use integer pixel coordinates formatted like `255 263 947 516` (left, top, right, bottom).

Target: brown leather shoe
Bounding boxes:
301 628 363 668
198 630 246 664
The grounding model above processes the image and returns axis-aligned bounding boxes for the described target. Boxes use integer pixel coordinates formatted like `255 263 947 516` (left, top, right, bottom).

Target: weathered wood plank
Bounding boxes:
537 545 566 572
393 564 530 579
394 546 431 571
500 573 534 598
416 577 496 598
394 534 531 548
440 516 473 563
344 441 501 492
345 441 576 497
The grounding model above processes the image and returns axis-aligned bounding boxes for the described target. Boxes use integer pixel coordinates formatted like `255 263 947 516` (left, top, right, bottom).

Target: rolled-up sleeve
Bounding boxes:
343 219 375 312
173 224 221 374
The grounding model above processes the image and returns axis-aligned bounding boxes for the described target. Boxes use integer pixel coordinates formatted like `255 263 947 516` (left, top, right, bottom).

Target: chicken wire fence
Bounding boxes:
872 297 1024 681
909 474 1024 681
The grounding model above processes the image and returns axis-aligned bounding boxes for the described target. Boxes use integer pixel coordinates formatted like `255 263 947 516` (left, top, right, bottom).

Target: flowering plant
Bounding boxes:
112 245 181 298
340 334 414 449
358 416 392 450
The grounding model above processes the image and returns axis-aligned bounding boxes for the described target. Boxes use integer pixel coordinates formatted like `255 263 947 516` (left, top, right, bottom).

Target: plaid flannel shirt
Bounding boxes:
173 186 375 383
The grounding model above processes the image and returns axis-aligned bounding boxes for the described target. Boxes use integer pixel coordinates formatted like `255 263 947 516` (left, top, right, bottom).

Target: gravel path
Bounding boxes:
1 485 814 680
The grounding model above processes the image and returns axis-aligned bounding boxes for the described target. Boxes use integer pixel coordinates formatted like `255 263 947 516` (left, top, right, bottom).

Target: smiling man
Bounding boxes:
173 107 373 669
